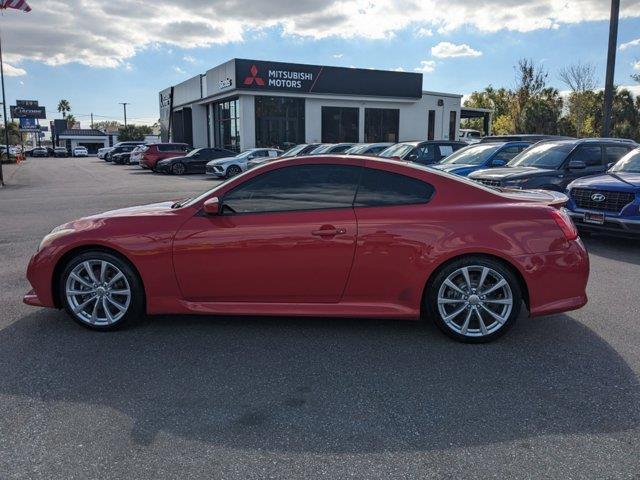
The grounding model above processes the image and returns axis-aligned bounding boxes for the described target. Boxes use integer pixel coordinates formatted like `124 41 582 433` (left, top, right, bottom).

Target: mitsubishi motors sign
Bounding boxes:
235 59 422 99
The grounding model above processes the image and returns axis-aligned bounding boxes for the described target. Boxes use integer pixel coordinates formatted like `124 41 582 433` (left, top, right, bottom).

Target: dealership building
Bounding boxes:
159 58 486 152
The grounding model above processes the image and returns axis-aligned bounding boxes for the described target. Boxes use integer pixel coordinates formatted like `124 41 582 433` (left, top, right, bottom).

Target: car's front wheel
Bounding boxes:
425 256 521 343
226 165 242 178
60 251 144 330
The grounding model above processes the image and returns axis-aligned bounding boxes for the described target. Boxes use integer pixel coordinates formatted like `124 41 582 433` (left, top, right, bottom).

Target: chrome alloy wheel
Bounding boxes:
65 260 131 326
437 266 513 338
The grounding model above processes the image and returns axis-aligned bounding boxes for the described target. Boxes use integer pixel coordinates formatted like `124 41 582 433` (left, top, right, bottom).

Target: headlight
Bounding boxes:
38 227 75 252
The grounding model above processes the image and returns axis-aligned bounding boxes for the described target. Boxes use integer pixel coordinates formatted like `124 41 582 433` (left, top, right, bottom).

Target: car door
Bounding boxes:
189 149 212 172
172 162 362 303
563 144 604 188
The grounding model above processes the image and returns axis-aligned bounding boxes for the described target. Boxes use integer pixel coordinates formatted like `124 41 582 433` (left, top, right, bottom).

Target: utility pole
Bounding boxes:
119 102 129 128
90 112 94 129
602 0 620 138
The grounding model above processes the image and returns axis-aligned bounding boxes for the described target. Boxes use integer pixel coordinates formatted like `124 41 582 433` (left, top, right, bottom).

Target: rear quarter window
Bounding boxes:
355 169 434 206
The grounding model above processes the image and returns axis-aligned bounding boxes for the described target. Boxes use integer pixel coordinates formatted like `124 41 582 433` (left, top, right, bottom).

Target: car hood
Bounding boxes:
569 172 640 190
206 156 238 166
81 201 175 220
469 166 553 180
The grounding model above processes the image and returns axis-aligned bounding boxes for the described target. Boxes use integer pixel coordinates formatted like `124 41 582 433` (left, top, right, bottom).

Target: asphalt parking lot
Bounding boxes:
1 157 640 479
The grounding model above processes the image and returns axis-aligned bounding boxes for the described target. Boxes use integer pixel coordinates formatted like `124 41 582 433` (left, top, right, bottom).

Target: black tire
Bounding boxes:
59 251 145 331
226 165 242 178
171 162 186 175
425 256 522 343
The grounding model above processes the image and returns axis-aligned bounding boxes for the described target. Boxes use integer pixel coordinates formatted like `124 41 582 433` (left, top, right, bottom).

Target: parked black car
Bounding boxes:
468 138 638 191
31 147 48 157
105 142 144 162
112 152 133 165
106 144 139 162
479 134 574 144
378 140 466 165
154 147 238 175
53 147 68 158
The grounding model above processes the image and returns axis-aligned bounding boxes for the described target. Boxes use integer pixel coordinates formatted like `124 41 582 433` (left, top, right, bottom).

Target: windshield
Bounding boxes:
610 149 640 173
310 144 333 154
281 145 307 157
441 144 501 165
508 142 572 169
379 144 415 158
185 148 202 157
236 150 258 159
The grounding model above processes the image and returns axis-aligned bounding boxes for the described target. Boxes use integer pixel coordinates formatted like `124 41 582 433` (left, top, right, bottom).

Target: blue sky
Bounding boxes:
2 1 640 128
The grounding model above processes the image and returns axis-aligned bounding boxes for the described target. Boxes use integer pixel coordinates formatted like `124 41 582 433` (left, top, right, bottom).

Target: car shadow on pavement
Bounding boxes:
1 310 638 453
582 235 640 266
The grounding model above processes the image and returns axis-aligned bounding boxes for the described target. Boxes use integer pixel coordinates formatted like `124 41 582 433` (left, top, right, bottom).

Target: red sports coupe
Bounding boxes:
24 156 589 342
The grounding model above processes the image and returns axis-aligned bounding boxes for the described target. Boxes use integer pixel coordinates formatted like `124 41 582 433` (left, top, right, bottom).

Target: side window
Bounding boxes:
268 150 279 157
606 146 631 163
415 146 435 164
571 145 603 167
438 145 454 158
354 168 435 207
494 146 520 162
223 165 361 214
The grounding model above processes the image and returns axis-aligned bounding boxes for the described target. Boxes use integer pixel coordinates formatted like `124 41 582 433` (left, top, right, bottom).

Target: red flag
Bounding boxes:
0 0 31 12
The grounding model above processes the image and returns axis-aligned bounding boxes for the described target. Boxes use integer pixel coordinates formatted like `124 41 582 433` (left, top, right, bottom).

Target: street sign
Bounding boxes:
10 104 46 119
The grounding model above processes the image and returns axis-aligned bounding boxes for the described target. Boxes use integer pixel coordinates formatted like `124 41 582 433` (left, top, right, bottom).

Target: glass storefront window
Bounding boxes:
321 107 359 143
364 108 399 143
255 96 305 150
213 98 240 152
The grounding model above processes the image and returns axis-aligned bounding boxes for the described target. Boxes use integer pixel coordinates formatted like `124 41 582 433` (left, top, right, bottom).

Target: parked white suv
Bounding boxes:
205 148 283 178
72 146 88 157
459 129 482 144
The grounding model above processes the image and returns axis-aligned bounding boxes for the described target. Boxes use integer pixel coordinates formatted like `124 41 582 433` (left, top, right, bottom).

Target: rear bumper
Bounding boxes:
516 239 589 317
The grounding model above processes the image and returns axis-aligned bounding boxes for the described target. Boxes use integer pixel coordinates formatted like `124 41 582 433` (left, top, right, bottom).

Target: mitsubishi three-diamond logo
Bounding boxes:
243 65 265 86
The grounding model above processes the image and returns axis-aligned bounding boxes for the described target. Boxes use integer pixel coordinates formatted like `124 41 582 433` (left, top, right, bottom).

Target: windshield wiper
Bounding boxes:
171 197 192 209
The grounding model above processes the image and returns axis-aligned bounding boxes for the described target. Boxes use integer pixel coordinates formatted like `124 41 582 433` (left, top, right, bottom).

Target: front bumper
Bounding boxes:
206 164 226 177
568 211 640 236
155 162 170 173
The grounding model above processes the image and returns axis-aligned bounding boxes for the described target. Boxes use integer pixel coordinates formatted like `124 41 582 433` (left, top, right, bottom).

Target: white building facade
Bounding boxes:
159 59 462 152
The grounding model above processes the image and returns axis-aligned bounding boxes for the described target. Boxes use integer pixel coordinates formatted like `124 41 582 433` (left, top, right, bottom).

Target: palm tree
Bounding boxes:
57 99 71 119
65 114 77 129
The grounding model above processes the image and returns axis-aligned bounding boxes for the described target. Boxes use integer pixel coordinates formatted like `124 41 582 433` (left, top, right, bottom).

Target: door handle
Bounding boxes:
311 227 347 237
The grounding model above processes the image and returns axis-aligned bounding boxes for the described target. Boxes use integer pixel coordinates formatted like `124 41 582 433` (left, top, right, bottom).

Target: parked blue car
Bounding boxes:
430 141 530 177
566 147 640 236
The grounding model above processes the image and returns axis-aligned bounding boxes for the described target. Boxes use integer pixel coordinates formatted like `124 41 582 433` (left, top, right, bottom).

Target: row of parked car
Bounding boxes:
26 146 89 158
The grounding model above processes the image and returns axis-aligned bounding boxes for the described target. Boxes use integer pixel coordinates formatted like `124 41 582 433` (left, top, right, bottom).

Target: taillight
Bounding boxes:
550 208 578 241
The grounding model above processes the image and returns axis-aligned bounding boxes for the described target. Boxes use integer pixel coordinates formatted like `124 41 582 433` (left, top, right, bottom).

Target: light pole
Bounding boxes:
119 102 129 128
602 0 620 138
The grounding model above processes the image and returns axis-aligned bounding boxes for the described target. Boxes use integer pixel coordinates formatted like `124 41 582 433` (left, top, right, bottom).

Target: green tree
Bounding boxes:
463 86 514 132
65 114 77 129
57 99 71 118
93 120 122 132
512 58 549 133
117 124 153 141
592 88 639 141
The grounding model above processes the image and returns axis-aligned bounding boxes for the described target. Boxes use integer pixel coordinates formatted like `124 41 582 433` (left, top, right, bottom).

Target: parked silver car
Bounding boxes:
205 148 283 178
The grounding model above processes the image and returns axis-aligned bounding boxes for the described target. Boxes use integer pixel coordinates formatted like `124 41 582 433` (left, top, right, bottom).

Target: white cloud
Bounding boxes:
4 63 26 76
414 60 436 73
332 53 344 58
634 61 640 71
620 38 640 50
183 55 198 64
415 27 433 37
392 66 405 71
173 66 186 75
431 41 482 58
1 0 639 68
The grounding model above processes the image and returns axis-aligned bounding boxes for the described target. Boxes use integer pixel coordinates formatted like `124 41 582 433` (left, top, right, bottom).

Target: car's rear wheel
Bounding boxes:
60 251 144 331
226 165 241 178
171 162 186 175
426 257 521 343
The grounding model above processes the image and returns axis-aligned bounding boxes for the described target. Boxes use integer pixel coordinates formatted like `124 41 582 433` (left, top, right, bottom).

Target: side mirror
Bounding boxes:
568 160 586 170
606 162 615 170
406 153 419 161
202 197 220 215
